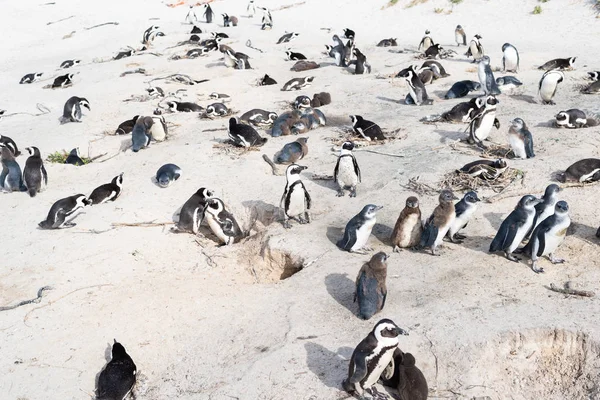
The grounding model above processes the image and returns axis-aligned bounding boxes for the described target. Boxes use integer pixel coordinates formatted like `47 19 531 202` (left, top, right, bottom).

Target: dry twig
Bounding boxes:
84 21 119 30
548 282 595 297
0 287 53 312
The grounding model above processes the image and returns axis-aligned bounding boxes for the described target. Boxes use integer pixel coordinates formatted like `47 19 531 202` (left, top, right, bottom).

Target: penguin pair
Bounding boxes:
508 118 535 159
0 143 25 192
350 115 385 141
38 194 91 229
224 49 251 69
280 164 311 229
338 204 382 254
96 340 137 400
23 147 48 197
419 189 458 256
222 13 238 27
174 188 214 234
228 118 268 147
60 96 90 123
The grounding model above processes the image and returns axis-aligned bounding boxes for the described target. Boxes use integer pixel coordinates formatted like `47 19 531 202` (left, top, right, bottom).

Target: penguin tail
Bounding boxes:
259 138 268 146
27 187 36 197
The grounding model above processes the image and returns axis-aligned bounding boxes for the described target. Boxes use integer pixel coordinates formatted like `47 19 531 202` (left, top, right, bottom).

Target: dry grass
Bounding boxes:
46 150 91 164
439 168 525 193
406 0 429 8
329 126 407 147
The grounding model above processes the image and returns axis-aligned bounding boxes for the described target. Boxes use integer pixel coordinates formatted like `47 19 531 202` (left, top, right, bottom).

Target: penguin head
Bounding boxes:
206 198 225 215
474 34 482 39
496 77 505 86
111 340 129 360
373 319 408 341
569 57 576 66
228 117 238 129
588 72 599 81
341 141 355 151
166 101 177 112
371 251 388 266
198 187 214 200
501 43 510 52
406 196 419 209
425 30 430 35
74 194 92 207
69 147 81 157
35 72 43 78
222 13 228 18
349 115 363 126
79 99 91 111
464 191 480 204
67 73 75 80
209 92 219 99
285 50 292 59
268 112 278 121
286 164 307 180
456 25 463 30
480 55 491 65
519 195 542 210
401 352 417 367
206 105 215 115
492 159 507 169
305 76 315 83
439 189 458 203
362 204 383 219
112 173 124 187
555 200 569 214
544 183 561 198
555 111 568 125
291 32 299 38
511 118 526 131
140 116 154 130
486 96 499 106
25 146 41 157
294 96 311 110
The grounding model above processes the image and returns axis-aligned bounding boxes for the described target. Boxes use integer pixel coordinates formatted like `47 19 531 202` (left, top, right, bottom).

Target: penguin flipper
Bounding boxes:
524 132 535 158
352 156 361 182
337 227 356 251
349 351 369 384
333 158 341 181
42 165 48 185
489 219 511 252
454 200 467 218
420 218 438 248
302 182 311 210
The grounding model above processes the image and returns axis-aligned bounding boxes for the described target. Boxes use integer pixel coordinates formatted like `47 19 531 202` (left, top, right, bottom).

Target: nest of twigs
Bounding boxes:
448 141 515 159
440 168 525 193
329 126 407 147
199 109 237 119
212 141 261 156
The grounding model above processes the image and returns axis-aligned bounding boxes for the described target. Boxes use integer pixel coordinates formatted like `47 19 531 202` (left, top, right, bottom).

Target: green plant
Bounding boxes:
388 0 399 5
449 0 463 4
533 5 542 14
434 7 445 13
539 0 549 3
46 150 91 164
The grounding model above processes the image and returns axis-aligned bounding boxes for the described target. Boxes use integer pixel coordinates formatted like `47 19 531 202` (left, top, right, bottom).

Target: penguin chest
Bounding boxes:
509 212 535 253
336 158 358 187
504 48 518 69
455 32 462 43
535 204 556 229
395 214 421 247
475 112 495 141
286 185 306 217
450 206 476 235
509 133 527 159
470 42 480 57
540 78 558 101
542 219 570 256
207 215 229 244
477 66 488 89
434 214 455 247
352 219 376 250
362 346 397 388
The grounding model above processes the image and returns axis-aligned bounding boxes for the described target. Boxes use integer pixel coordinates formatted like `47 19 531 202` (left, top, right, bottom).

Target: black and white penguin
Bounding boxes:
397 66 431 106
419 189 458 256
380 349 429 400
240 109 278 126
146 86 164 98
203 198 244 246
455 25 466 46
281 76 314 91
508 118 535 159
60 96 90 123
89 173 124 205
222 13 238 27
561 159 600 183
142 25 161 45
418 30 434 51
0 143 25 192
274 137 308 164
114 49 135 60
209 92 231 102
522 201 570 273
478 56 501 96
489 195 541 262
186 48 209 59
350 48 371 75
588 71 600 81
96 340 137 400
337 204 382 254
20 72 43 84
349 115 386 141
293 96 311 110
330 35 347 67
279 164 311 228
247 0 255 17
538 57 576 71
444 80 481 99
467 95 500 148
496 76 523 92
354 252 388 320
343 28 355 39
343 319 408 399
530 184 560 233
277 32 299 44
156 164 181 188
555 109 589 129
466 34 484 62
205 103 229 117
148 115 167 142
581 80 600 94
60 59 81 69
224 49 251 69
447 191 480 243
539 70 564 105
23 147 48 197
421 60 450 78
459 158 508 180
0 135 20 157
434 97 481 123
166 100 204 113
203 4 214 23
259 74 277 86
334 141 361 197
174 188 214 234
228 118 268 147
51 73 74 88
190 26 202 34
285 50 306 61
38 194 91 229
501 43 519 73
259 7 272 30
185 5 198 24
424 43 443 59
131 116 153 152
64 148 85 166
377 38 398 47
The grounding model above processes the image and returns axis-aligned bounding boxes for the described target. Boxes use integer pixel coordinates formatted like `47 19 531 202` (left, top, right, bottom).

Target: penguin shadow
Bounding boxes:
308 175 338 192
534 119 557 128
205 61 223 68
434 128 467 143
432 90 449 99
171 205 183 223
241 200 279 231
119 138 132 152
567 221 598 242
304 342 353 389
511 94 537 104
483 212 505 231
326 226 344 246
325 273 356 314
371 222 392 246
376 96 403 104
93 342 113 391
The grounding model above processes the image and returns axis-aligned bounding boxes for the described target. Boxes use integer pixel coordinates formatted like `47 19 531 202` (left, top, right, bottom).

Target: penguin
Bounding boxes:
259 74 277 86
397 66 431 106
342 319 408 400
148 115 167 142
466 34 484 62
555 109 589 129
587 71 600 81
478 56 501 95
186 48 209 59
334 141 361 197
418 30 434 51
185 5 198 24
285 50 306 61
89 173 124 205
115 116 139 135
447 191 480 243
259 7 272 30
131 116 153 152
23 147 48 197
203 198 244 246
166 101 204 113
190 26 202 34
444 80 481 99
538 57 576 71
114 49 135 60
222 13 238 27
419 189 458 256
203 4 214 23
274 137 308 164
337 204 382 254
293 96 311 110
581 80 600 94
561 159 600 183
142 25 161 45
0 135 20 157
281 76 314 91
522 201 570 273
538 70 564 105
354 252 388 320
495 76 523 91
174 188 214 234
271 111 302 137
300 107 326 130
489 195 541 262
204 103 229 118
508 118 535 159
424 43 443 59
331 35 347 67
277 32 299 44
51 73 74 88
65 148 85 166
390 196 423 252
240 109 278 126
377 38 397 47
60 59 81 69
156 164 181 188
501 43 519 73
311 92 331 107
146 86 164 98
20 72 43 84
467 95 500 148
60 96 90 123
349 115 386 141
455 25 466 46
421 60 450 78
97 340 137 400
38 194 91 229
530 184 560 235
280 164 311 228
0 143 25 192
247 0 255 17
459 158 508 180
350 48 371 75
343 28 355 39
380 349 429 400
224 49 251 69
436 97 481 123
228 117 268 147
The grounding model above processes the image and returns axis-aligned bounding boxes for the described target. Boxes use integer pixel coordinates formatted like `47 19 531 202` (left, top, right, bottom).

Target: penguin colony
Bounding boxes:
1 2 600 399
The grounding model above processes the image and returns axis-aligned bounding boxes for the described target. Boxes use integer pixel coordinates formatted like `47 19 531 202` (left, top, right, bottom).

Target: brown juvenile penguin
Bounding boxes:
354 252 388 320
391 197 423 252
381 348 429 400
419 190 458 256
274 137 308 164
311 92 331 107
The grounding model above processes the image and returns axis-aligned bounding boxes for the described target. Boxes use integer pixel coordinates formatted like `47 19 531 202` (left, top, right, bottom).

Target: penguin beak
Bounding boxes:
298 165 308 171
452 194 459 200
375 206 383 211
393 327 409 336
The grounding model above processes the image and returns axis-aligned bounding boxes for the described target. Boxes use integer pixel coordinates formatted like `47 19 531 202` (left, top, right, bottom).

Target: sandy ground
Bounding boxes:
1 0 600 399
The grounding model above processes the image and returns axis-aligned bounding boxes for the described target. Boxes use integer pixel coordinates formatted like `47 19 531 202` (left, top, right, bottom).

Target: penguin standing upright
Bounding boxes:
391 196 422 251
331 35 347 67
508 118 535 159
397 66 431 106
467 95 500 148
131 116 153 152
478 56 501 95
97 340 137 400
203 198 244 246
0 143 25 192
334 141 361 197
419 189 458 255
259 7 272 30
174 188 214 234
38 194 91 229
539 70 564 105
89 173 124 205
280 164 311 229
447 191 480 243
60 96 90 123
185 5 198 24
418 30 434 51
203 4 214 23
354 252 388 320
337 204 383 254
455 25 466 46
350 48 371 75
530 184 560 233
489 195 541 262
247 1 256 16
23 147 48 197
502 43 519 73
343 319 408 399
466 34 484 62
149 115 167 142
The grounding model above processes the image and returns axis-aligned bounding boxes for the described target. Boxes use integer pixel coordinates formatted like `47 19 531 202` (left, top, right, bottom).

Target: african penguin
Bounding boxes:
280 164 311 229
337 204 383 254
65 148 85 166
447 191 480 243
538 70 564 105
203 4 214 23
380 349 429 400
286 50 306 61
51 73 74 88
455 25 466 46
259 74 278 86
259 7 272 30
240 109 278 126
501 43 519 72
60 59 81 69
496 76 523 92
156 164 181 188
334 141 361 197
529 184 561 236
148 115 167 142
376 38 398 47
397 66 431 106
478 56 501 96
166 101 204 113
20 72 43 84
466 34 484 62
354 252 388 320
209 92 231 102
343 28 355 39
174 188 214 234
38 194 91 229
131 116 153 152
203 198 244 246
391 196 423 251
0 135 20 157
459 158 508 180
418 30 434 51
349 115 385 141
97 340 137 400
350 48 371 74
467 95 500 148
205 103 229 117
508 118 535 159
228 118 267 147
274 137 308 164
60 96 90 123
185 5 198 24
89 173 124 205
23 147 48 197
555 109 589 129
561 159 600 183
0 143 25 192
419 189 458 256
445 80 481 99
277 32 299 44
538 57 576 71
281 76 314 91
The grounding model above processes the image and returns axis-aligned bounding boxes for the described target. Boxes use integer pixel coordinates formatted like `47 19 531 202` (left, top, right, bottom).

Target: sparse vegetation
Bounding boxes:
388 0 399 5
449 0 463 4
533 5 543 14
46 150 91 164
406 0 429 8
434 7 445 13
539 0 549 3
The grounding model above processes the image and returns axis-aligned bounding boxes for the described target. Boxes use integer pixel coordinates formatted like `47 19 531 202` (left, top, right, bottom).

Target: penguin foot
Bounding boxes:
369 387 389 400
454 233 466 240
392 246 402 253
531 262 545 273
283 220 292 229
505 252 521 262
336 190 345 197
63 222 77 228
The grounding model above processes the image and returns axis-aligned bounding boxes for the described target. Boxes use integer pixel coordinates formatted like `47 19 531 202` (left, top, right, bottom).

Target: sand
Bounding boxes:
1 0 600 399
